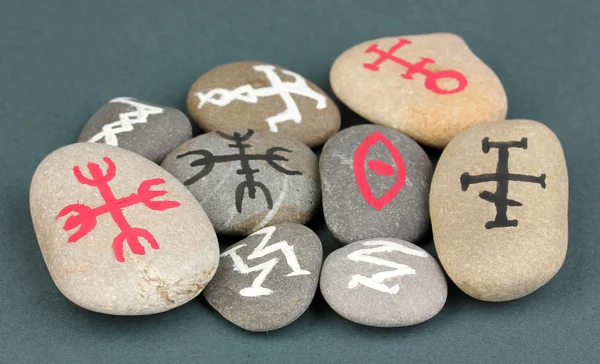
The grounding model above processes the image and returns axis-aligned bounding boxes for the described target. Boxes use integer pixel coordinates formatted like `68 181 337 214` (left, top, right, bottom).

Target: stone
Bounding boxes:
430 119 568 301
320 238 447 327
78 97 192 163
161 129 320 236
320 124 433 244
203 223 323 332
30 143 219 315
186 61 341 148
330 33 507 148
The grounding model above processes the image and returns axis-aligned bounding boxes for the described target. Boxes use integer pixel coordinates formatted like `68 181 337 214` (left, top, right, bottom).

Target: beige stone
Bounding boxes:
187 61 341 148
430 119 568 301
330 33 507 148
30 143 219 315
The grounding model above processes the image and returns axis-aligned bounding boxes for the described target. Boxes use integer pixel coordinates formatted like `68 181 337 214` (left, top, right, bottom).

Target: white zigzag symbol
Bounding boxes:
88 97 164 146
220 226 310 297
347 240 429 294
194 65 327 133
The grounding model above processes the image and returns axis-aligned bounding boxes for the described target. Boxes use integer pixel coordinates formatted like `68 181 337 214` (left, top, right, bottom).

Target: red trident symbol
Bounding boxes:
363 38 468 95
55 157 180 262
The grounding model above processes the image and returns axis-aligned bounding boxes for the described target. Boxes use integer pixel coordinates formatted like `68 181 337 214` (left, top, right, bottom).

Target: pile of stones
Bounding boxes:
30 33 568 331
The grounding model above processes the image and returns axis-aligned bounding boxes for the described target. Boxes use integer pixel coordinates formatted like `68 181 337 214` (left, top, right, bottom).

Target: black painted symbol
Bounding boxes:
460 137 546 229
177 130 302 213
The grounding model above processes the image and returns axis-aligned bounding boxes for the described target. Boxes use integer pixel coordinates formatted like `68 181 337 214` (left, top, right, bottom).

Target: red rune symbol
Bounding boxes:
55 157 180 263
363 38 468 95
353 132 407 210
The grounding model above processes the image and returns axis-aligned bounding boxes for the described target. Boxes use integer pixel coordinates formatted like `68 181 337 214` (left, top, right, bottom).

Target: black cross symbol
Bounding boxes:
177 130 301 213
460 137 546 229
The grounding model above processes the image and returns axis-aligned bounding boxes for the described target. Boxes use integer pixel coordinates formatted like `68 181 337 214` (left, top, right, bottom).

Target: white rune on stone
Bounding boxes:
347 240 428 294
220 226 310 297
87 98 164 146
194 65 327 133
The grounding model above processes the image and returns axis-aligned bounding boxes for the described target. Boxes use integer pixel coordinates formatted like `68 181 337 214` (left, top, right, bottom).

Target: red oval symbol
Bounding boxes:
353 132 406 210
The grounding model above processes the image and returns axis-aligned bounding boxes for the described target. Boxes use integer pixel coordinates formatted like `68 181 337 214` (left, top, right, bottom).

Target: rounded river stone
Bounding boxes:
30 143 219 315
430 119 568 301
330 33 507 148
320 124 433 244
186 61 341 148
203 223 323 332
320 238 447 327
78 97 192 163
161 129 320 236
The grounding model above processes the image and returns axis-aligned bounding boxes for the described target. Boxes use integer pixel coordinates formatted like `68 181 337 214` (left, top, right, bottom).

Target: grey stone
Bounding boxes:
320 124 433 244
30 143 219 315
203 223 323 332
78 97 192 163
161 129 321 236
320 238 447 327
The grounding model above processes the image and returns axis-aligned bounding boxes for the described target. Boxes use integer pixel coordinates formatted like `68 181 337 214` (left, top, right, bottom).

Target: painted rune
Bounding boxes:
193 65 327 132
88 98 164 146
220 226 310 297
460 137 546 229
55 157 180 262
363 38 468 95
177 129 302 213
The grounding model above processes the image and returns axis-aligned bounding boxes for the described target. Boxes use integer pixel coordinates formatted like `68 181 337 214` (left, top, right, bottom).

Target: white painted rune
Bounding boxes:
88 98 164 146
347 240 428 294
194 65 327 133
220 226 310 297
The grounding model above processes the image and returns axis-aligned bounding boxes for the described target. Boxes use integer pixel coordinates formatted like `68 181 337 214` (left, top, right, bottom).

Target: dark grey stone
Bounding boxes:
78 97 192 163
203 223 323 332
320 124 433 244
161 129 321 236
320 238 447 327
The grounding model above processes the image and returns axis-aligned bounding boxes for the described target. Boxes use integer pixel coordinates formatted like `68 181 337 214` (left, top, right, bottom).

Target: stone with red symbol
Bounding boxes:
330 33 508 148
320 124 433 245
186 61 341 148
29 143 219 315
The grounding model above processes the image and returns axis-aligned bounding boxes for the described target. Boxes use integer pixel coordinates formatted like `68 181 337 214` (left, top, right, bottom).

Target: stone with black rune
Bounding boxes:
320 124 433 244
203 223 322 332
161 129 320 235
330 33 507 148
186 61 341 148
430 119 568 301
30 143 219 315
320 238 447 327
78 97 192 163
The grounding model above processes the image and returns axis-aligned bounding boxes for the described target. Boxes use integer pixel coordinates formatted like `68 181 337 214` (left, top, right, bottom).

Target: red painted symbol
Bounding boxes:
363 38 468 95
353 132 407 210
55 157 180 262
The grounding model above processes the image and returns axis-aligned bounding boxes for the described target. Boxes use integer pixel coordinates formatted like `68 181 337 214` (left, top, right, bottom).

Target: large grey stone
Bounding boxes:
78 97 192 163
30 143 219 315
321 124 433 244
161 129 321 236
320 238 447 327
204 223 323 332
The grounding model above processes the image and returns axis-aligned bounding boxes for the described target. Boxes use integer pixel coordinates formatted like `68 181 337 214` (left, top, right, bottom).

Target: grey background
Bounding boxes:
0 0 598 363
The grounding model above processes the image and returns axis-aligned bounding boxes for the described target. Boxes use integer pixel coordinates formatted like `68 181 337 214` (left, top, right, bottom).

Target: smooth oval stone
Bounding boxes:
430 119 568 301
320 238 447 327
321 124 433 244
203 223 323 332
330 33 507 148
186 61 341 148
30 143 219 315
78 97 192 163
161 129 320 235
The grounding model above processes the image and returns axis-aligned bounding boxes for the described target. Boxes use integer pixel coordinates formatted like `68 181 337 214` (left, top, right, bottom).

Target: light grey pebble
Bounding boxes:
320 238 447 327
161 129 320 236
320 124 433 244
78 97 192 163
203 223 323 332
